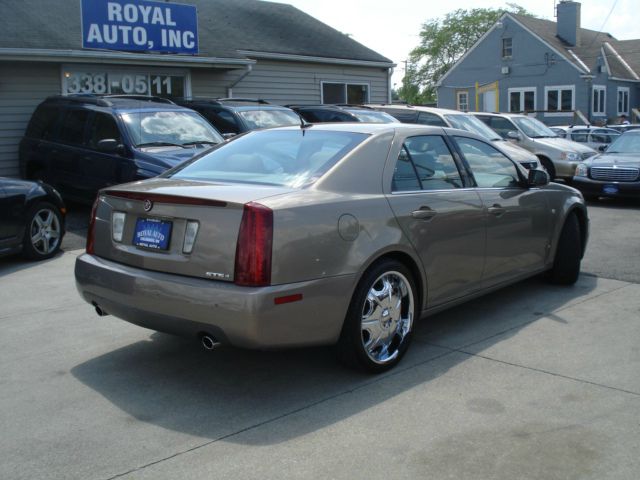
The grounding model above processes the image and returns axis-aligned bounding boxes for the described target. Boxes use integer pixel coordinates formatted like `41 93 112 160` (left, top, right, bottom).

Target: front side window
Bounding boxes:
617 87 630 115
445 114 502 141
593 85 606 116
545 85 574 115
457 91 469 112
26 106 60 140
511 116 558 138
89 113 122 149
392 135 463 192
488 117 518 139
322 82 369 104
122 111 224 147
590 128 620 144
455 136 521 188
502 38 513 58
169 130 368 188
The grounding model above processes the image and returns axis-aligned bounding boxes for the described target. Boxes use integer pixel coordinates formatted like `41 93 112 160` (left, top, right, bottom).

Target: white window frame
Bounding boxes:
617 87 630 116
456 91 469 112
502 38 513 58
320 81 370 104
507 87 536 113
544 84 575 117
592 85 606 116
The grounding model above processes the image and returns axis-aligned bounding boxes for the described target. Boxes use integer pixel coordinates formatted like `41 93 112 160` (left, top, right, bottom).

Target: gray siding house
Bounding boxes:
0 0 394 176
437 1 639 126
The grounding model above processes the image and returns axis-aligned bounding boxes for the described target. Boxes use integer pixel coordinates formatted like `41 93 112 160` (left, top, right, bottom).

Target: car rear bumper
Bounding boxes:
571 177 640 198
75 253 355 349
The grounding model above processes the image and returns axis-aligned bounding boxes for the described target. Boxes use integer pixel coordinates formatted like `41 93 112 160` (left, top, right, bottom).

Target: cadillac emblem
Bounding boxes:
143 199 153 212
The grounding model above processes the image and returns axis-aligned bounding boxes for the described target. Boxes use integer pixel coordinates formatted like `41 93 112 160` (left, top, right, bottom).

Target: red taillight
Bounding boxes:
86 196 100 254
234 202 273 287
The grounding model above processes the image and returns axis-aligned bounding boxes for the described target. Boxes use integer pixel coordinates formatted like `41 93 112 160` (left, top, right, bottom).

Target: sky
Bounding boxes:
278 0 638 87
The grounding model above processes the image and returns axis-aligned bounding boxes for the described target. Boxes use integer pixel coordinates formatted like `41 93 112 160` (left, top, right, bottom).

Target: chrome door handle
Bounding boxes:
488 205 506 216
411 206 437 220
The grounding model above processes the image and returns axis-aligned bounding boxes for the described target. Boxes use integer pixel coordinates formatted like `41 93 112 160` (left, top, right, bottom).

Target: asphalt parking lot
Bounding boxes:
1 198 639 480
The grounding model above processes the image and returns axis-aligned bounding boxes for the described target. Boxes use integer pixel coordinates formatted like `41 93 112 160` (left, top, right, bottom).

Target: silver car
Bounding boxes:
473 113 597 180
75 124 589 372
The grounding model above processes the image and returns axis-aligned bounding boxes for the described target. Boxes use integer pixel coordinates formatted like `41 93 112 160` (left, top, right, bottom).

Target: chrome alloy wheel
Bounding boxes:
30 207 62 256
360 271 414 365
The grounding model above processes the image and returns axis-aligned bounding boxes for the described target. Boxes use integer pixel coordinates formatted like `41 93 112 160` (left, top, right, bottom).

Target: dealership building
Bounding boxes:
0 0 394 176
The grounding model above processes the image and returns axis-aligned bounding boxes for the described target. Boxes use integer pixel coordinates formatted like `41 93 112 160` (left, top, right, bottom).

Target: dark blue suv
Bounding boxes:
19 95 224 204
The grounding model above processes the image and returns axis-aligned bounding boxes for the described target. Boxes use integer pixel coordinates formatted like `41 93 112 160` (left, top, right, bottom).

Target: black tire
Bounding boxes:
337 259 418 373
22 202 64 261
546 213 581 285
539 157 556 180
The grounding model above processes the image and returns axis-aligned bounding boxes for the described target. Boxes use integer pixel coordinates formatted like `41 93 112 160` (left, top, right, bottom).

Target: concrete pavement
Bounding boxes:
1 246 638 480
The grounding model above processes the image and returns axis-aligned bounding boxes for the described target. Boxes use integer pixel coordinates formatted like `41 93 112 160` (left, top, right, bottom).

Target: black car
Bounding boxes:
19 95 224 204
176 98 302 136
0 177 65 260
573 130 640 199
288 104 399 124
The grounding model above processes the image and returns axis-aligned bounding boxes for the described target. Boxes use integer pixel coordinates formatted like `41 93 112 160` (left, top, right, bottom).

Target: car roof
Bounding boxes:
367 104 463 115
43 95 191 112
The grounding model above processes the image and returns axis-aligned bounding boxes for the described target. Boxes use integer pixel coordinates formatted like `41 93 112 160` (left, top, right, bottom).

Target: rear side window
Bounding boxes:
455 136 521 188
380 109 418 123
26 105 60 140
89 113 122 149
301 109 355 123
392 135 463 191
570 130 589 143
416 112 447 126
58 109 90 145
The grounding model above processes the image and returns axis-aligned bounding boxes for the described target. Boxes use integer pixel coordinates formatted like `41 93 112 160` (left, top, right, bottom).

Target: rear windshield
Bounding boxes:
168 129 369 187
236 109 302 129
345 110 399 123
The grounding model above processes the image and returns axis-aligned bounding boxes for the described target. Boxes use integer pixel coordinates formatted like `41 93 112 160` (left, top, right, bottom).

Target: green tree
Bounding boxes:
400 4 533 104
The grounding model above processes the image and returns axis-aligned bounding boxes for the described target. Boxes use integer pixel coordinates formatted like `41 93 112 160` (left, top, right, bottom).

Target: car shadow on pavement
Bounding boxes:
70 274 599 445
0 250 66 276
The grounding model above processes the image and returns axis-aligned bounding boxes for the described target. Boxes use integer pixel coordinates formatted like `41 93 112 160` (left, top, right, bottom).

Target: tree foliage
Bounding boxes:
399 4 533 104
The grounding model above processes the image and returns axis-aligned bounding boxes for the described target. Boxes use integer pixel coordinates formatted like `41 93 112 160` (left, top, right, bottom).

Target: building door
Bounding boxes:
483 90 496 112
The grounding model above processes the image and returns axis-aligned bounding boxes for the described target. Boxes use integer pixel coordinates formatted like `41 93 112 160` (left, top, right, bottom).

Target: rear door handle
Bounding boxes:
411 206 437 220
488 204 506 217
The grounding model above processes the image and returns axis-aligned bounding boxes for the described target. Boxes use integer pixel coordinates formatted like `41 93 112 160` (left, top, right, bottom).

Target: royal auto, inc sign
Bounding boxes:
81 0 198 54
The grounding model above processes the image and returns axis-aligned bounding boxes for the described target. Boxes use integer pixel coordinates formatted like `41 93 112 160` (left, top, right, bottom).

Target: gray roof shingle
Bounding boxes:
0 0 392 64
510 13 639 80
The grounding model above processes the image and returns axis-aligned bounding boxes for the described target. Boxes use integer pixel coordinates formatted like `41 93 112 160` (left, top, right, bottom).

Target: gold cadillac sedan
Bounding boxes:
75 123 588 372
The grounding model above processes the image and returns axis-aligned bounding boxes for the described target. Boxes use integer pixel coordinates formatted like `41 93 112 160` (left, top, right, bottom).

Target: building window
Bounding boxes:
544 85 575 116
502 38 513 58
592 85 606 116
508 88 536 113
456 91 469 112
321 82 369 104
617 87 630 115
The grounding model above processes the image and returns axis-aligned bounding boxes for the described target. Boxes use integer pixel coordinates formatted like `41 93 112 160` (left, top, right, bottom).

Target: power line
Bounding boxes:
585 0 619 50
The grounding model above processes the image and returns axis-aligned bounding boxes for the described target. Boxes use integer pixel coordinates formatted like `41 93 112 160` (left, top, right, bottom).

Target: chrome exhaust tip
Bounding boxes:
201 334 221 351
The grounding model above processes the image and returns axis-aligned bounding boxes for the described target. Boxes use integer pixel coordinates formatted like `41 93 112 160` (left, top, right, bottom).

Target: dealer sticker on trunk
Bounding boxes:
133 217 172 250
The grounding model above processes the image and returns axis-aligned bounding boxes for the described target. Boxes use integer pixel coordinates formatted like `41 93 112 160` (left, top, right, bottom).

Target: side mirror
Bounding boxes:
528 168 549 187
506 130 521 141
597 144 607 152
97 139 122 154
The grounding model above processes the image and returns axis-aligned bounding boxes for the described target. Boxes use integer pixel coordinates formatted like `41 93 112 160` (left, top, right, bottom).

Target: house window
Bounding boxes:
617 87 630 115
592 85 606 116
456 91 469 112
508 88 536 113
544 85 575 116
502 38 513 58
321 82 369 104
